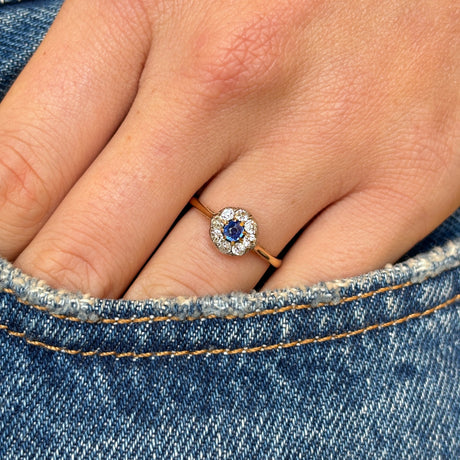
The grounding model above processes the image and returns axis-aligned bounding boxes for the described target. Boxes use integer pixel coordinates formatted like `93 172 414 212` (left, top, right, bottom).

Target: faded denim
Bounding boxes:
1 1 459 459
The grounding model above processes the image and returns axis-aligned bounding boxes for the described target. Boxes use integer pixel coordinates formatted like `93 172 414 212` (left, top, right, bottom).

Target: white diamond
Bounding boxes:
244 220 257 234
218 240 232 254
232 242 246 256
243 235 256 249
220 208 234 221
211 215 223 229
210 228 223 242
235 209 249 222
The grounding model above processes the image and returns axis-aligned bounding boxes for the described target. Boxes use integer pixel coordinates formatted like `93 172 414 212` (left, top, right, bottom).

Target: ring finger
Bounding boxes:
123 142 352 299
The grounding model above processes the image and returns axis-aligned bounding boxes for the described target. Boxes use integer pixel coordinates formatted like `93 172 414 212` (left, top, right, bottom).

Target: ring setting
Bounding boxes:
189 196 282 268
210 207 258 256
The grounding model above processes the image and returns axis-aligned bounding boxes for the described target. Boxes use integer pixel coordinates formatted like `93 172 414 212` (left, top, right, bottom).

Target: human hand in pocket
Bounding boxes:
1 0 459 298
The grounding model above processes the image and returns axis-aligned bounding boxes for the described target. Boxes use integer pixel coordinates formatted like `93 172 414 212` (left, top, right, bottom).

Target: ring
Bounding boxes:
189 197 282 268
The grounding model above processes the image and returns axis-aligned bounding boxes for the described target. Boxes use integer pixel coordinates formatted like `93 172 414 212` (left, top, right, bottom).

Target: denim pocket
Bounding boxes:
1 229 459 358
0 213 459 459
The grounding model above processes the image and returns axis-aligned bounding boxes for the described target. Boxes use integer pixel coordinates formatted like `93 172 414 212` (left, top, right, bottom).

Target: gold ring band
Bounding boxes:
189 197 282 268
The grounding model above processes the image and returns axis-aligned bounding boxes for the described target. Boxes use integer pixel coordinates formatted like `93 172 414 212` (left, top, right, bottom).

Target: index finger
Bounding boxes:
0 0 150 259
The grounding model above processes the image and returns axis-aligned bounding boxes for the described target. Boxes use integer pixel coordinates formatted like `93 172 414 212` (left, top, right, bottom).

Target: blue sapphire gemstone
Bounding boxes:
223 220 244 242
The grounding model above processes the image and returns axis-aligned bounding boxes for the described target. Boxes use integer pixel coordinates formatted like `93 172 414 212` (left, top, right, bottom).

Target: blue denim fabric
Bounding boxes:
1 2 459 459
0 0 62 97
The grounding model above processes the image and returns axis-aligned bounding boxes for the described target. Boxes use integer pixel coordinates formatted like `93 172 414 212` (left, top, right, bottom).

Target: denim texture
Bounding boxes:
1 2 459 459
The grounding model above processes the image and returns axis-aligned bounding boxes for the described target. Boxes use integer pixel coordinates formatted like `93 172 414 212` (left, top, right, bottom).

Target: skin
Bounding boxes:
0 0 458 299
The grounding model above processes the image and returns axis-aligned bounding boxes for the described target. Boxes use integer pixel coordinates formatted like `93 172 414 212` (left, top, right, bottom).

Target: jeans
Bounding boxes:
1 1 459 458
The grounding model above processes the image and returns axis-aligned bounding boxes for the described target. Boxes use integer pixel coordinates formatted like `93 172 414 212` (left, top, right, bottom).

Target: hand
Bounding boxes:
1 0 459 298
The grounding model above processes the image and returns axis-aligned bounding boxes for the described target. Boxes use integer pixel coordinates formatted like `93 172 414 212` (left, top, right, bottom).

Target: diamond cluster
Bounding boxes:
210 207 258 256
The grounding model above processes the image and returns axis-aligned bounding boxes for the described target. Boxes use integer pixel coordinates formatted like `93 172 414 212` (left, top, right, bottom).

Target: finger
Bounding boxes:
13 82 239 298
123 145 352 299
262 180 460 290
0 0 150 259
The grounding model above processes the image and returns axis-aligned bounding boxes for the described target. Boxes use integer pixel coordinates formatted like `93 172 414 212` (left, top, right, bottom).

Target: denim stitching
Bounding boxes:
0 293 458 358
2 281 415 323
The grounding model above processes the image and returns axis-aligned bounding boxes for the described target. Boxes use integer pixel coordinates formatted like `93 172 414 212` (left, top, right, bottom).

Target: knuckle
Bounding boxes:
0 132 52 224
27 236 110 297
184 10 292 104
